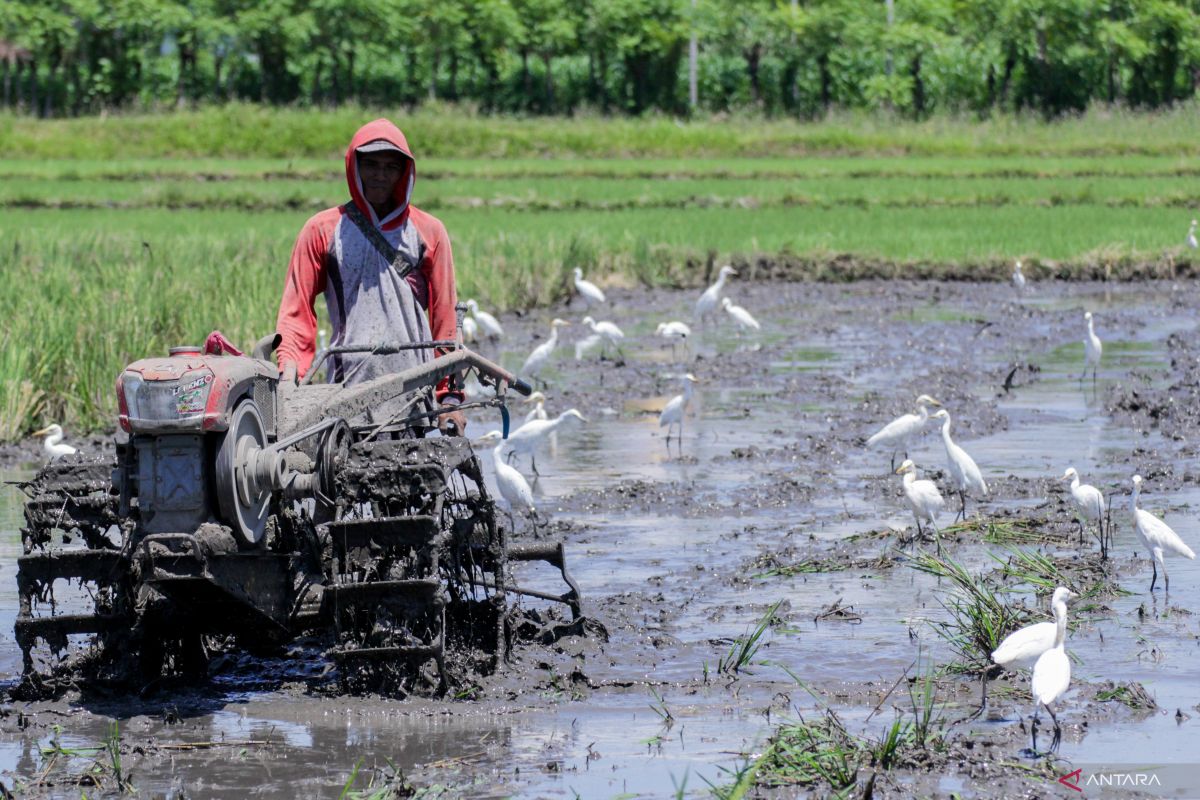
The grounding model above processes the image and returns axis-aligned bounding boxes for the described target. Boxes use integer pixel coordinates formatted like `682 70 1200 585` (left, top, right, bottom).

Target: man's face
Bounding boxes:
358 151 406 207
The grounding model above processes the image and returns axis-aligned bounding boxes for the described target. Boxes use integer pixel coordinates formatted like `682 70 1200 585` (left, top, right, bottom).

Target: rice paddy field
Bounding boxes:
1 108 1198 436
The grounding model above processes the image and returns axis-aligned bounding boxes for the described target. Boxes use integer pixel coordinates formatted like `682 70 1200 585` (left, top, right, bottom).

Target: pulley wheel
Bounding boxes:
215 400 270 546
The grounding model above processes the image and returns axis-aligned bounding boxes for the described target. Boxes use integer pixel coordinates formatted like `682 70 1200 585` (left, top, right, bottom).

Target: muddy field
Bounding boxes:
2 276 1200 798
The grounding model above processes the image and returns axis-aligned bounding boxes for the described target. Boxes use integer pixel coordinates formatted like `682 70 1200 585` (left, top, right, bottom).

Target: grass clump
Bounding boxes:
717 599 784 676
1095 681 1158 711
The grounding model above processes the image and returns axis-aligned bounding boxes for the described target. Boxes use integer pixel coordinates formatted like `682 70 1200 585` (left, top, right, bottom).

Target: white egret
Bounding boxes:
572 267 606 309
574 333 604 361
465 299 504 341
523 391 549 424
721 297 761 334
1130 475 1196 592
655 320 691 360
895 459 946 553
1030 608 1072 755
866 394 941 471
930 409 988 521
461 315 478 343
694 265 737 323
581 315 625 357
658 373 699 446
1187 219 1198 250
1081 311 1102 386
32 424 76 461
1012 260 1026 293
503 408 586 474
472 429 504 449
520 318 570 385
492 443 536 530
462 372 496 402
1061 467 1105 549
983 587 1075 716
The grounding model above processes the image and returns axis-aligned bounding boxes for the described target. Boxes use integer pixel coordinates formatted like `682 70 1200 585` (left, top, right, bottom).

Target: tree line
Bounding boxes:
3 0 1200 119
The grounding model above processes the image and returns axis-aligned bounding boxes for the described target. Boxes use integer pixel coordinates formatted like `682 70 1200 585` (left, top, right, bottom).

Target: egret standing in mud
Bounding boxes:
1129 475 1196 592
659 373 699 448
573 267 606 309
523 391 556 454
493 443 537 531
895 459 946 553
1062 467 1106 550
32 424 76 462
867 395 941 472
520 318 570 386
1188 219 1198 250
466 299 504 342
1030 605 1072 755
931 409 988 521
984 587 1075 718
656 320 692 360
694 265 737 324
1012 260 1026 294
504 409 587 475
1081 311 1102 387
461 315 478 343
581 316 625 358
721 297 761 334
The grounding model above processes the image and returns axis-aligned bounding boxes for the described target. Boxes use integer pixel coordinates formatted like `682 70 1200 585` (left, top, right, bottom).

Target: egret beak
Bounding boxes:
1067 590 1079 599
895 465 906 474
930 399 942 407
31 427 52 437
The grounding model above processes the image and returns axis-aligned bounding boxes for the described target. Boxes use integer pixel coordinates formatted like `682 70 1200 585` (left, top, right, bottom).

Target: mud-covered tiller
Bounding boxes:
14 306 581 697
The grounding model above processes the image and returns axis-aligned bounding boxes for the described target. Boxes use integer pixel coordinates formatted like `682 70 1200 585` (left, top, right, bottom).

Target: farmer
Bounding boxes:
275 118 467 434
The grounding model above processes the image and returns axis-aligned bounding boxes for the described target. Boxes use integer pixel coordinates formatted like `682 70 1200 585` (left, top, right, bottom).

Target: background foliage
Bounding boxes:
3 0 1200 119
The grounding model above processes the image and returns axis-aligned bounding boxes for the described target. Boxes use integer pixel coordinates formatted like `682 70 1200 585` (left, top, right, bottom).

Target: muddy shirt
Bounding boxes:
275 118 460 399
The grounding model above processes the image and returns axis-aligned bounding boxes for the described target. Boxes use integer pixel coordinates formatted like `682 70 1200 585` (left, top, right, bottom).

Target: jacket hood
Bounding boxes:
345 118 415 229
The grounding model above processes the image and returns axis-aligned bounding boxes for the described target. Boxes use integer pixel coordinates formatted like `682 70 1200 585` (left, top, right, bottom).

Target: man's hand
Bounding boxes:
437 408 468 436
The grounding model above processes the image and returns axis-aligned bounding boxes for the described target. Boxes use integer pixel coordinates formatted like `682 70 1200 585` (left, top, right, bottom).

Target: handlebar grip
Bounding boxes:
512 378 534 397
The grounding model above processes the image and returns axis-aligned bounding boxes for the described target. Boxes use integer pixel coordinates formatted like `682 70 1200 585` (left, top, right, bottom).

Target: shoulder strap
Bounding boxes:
342 202 416 280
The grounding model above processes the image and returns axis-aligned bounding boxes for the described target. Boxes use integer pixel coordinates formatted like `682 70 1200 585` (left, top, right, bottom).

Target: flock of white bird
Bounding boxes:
865 253 1197 754
456 265 758 532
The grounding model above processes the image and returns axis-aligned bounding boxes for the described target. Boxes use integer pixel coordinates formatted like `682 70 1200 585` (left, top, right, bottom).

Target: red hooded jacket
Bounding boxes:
275 119 460 401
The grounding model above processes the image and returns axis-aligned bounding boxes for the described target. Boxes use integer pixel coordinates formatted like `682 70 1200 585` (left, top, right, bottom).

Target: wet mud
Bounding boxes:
3 277 1200 797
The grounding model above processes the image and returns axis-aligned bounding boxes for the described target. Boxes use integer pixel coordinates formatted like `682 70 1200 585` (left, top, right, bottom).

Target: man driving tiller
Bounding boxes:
275 118 468 435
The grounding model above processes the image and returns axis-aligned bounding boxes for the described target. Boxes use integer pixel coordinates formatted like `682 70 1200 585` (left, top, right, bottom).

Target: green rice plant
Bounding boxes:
910 552 1030 672
754 711 862 791
1095 681 1158 710
717 599 783 676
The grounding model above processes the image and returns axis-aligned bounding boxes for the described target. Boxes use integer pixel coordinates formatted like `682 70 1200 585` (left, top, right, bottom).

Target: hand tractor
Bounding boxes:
14 315 581 698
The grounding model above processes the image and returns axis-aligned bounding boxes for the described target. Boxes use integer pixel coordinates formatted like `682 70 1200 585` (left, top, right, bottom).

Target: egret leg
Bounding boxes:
1150 559 1158 592
890 453 897 473
932 521 943 556
1030 714 1039 754
957 491 967 523
1045 703 1062 753
1161 558 1170 593
505 449 517 465
530 452 539 476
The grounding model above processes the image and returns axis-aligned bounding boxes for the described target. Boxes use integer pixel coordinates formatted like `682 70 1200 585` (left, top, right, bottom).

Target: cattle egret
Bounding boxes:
982 587 1075 715
473 429 503 449
581 316 625 358
721 297 760 333
1130 475 1196 592
523 391 549 424
1062 467 1105 549
1030 606 1072 755
1082 312 1102 386
461 315 478 343
573 267 606 308
32 424 76 461
895 460 946 553
659 373 699 445
462 372 496 402
504 408 586 474
521 318 570 384
695 265 737 323
931 409 988 521
466 299 504 341
493 443 536 530
1188 219 1198 250
867 395 941 471
656 321 692 360
574 333 604 361
1012 260 1026 293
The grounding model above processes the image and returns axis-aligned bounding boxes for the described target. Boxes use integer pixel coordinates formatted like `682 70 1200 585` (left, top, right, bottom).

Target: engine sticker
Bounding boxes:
172 374 213 396
176 387 208 415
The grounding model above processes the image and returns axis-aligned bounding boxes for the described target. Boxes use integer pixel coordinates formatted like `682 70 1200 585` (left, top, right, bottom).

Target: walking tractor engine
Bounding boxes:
15 316 582 699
